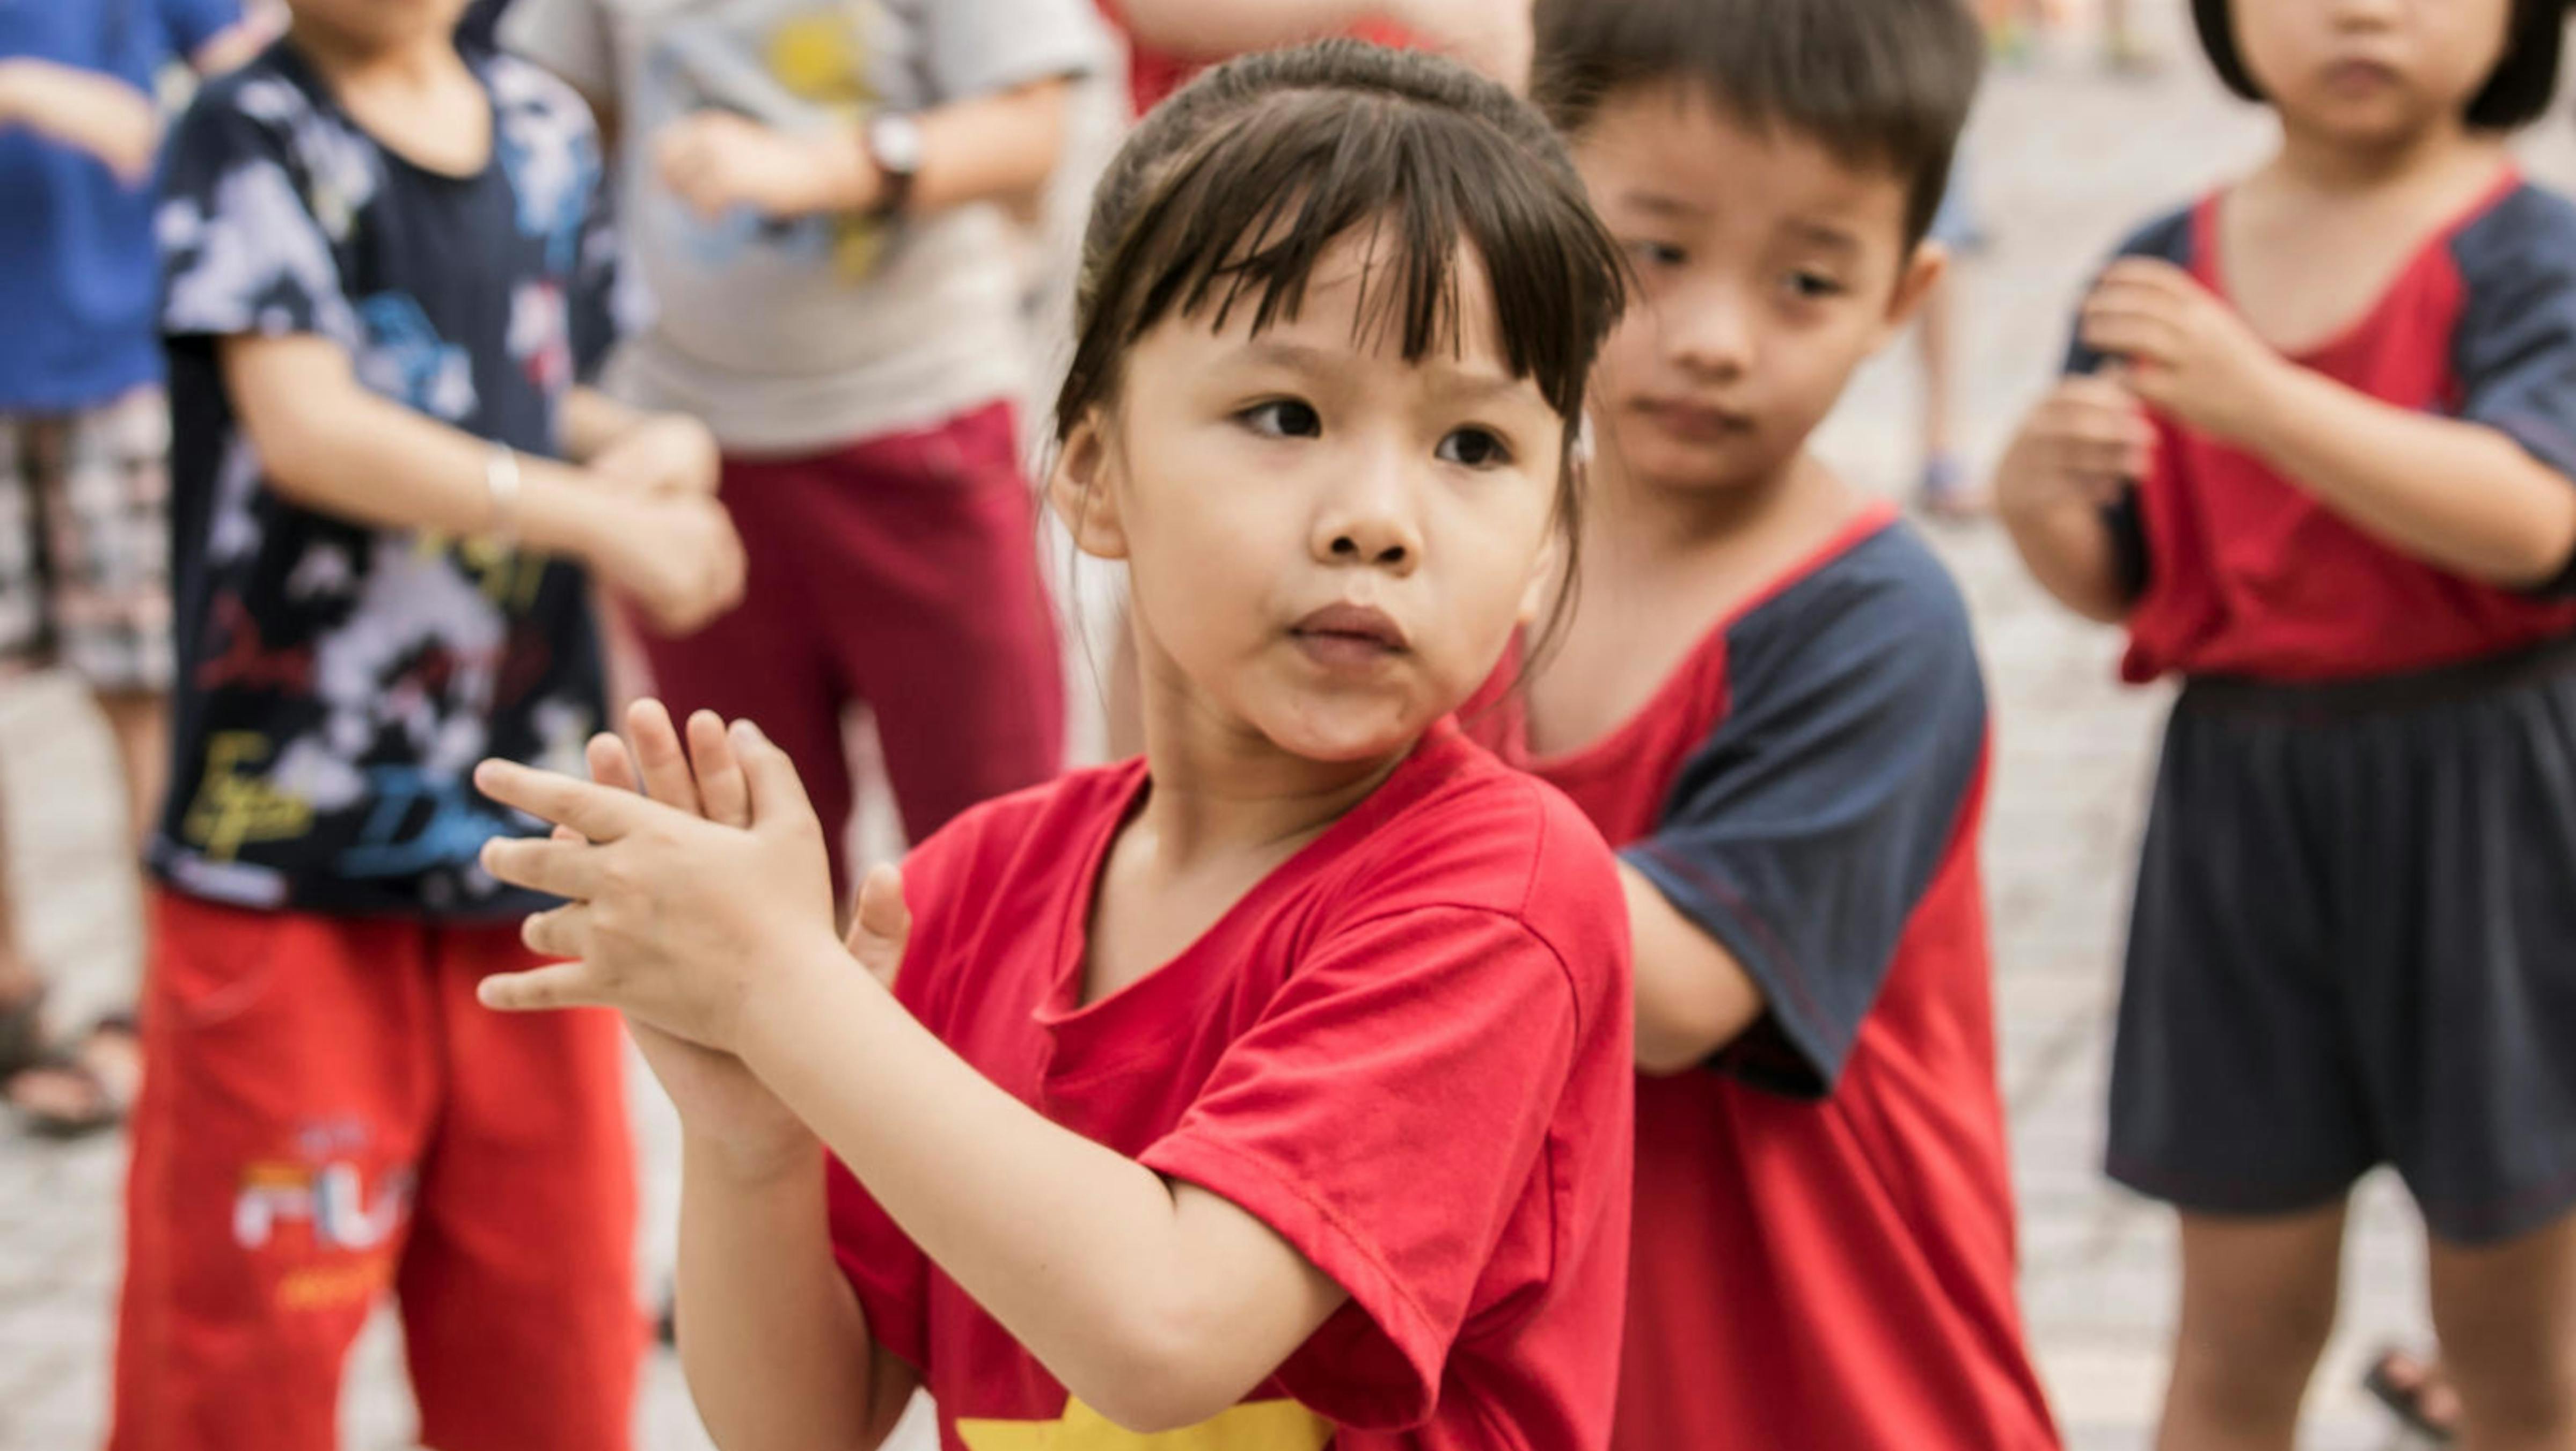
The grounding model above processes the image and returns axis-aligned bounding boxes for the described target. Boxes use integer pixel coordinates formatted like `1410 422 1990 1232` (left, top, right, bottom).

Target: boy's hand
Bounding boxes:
1995 371 2157 525
2079 259 2286 445
0 60 162 184
581 704 818 1180
655 111 873 221
593 412 721 499
474 714 843 1056
591 493 746 636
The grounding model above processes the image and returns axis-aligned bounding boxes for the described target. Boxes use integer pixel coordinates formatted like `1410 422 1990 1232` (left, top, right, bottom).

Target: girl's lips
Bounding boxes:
1291 602 1408 667
1636 397 1752 443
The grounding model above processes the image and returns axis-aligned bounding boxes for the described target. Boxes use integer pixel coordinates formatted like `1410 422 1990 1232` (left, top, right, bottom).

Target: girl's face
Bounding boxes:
2233 0 2511 142
1053 233 1565 767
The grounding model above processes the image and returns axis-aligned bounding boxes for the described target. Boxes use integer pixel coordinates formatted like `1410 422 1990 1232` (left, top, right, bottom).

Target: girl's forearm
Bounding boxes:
1114 0 1388 58
736 938 1336 1433
675 1143 899 1451
2241 362 2576 587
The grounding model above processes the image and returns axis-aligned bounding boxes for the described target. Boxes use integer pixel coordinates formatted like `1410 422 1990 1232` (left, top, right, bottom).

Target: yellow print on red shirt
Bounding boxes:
956 1396 1331 1450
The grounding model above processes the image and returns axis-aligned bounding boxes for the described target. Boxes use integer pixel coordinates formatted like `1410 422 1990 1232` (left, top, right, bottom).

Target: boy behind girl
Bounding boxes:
1473 0 2062 1445
113 1 742 1446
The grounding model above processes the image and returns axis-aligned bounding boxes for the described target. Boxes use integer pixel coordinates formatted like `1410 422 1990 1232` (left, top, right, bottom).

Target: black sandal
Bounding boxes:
0 987 126 1140
2364 1347 2460 1445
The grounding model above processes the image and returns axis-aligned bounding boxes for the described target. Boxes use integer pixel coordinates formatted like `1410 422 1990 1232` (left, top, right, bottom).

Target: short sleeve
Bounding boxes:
158 0 244 59
499 0 619 104
157 86 355 346
1139 906 1580 1431
826 1158 933 1373
1623 536 1988 1099
2453 188 2576 488
923 0 1105 103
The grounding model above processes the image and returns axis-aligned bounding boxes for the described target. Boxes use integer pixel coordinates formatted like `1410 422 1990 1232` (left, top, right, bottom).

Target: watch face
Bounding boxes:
872 115 924 178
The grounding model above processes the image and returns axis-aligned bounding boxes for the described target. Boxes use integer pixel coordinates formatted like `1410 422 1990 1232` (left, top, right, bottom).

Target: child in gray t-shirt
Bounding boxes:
506 0 1101 893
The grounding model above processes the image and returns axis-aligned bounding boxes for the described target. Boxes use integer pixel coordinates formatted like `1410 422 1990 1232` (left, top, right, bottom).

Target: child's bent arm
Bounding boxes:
0 60 162 183
740 942 1351 1435
1993 381 2146 625
1623 864 1765 1075
2241 363 2576 587
676 1144 916 1451
223 333 619 548
1996 480 2132 624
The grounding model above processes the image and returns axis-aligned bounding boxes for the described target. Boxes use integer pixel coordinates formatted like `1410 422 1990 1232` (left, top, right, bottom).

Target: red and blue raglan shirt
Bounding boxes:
1469 507 2060 1451
2078 171 2576 683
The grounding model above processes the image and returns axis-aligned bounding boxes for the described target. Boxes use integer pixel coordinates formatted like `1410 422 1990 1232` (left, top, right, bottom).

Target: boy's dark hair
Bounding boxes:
2191 0 2563 130
1531 0 1985 250
1055 40 1627 654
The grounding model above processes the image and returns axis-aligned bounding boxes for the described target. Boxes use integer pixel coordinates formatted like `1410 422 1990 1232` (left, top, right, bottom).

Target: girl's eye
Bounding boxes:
1240 399 1322 438
1786 271 1848 300
1437 427 1512 469
1626 238 1686 270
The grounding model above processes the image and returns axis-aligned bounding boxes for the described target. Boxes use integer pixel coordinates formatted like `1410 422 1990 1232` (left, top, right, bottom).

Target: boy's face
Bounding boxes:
2233 0 2508 143
1574 84 1940 498
1050 234 1565 768
288 0 468 52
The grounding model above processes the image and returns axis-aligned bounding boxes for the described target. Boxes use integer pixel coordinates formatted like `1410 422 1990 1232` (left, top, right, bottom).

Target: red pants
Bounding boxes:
112 891 641 1451
639 402 1065 895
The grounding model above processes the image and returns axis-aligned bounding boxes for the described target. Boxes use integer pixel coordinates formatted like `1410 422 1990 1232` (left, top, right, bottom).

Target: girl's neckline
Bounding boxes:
1522 499 1899 783
274 36 501 186
1036 720 1472 1034
2196 160 2522 364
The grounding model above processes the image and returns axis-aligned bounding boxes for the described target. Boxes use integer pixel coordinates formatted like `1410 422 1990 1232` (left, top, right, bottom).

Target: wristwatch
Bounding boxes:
863 112 923 218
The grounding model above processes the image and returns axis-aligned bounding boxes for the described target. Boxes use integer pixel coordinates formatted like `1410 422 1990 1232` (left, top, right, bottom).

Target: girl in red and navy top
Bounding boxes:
1999 1 2576 1444
468 41 1638 1451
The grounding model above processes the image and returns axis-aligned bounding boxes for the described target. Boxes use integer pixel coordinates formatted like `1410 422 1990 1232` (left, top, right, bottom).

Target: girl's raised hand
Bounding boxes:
472 706 842 1057
579 704 819 1179
2079 258 2286 445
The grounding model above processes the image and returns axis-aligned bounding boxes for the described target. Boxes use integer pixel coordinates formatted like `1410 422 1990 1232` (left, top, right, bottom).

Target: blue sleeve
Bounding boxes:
158 0 243 60
1622 530 1988 1099
2451 187 2576 593
156 77 359 347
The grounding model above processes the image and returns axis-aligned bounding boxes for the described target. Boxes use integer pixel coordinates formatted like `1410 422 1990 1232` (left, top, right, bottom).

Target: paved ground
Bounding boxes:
4 3 2565 1445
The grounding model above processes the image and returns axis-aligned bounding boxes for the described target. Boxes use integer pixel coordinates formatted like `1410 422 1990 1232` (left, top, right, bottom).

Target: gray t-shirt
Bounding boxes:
503 0 1104 453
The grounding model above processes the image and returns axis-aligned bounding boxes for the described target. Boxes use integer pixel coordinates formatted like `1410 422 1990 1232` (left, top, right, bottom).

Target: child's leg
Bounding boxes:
2427 1215 2576 1451
111 891 436 1451
636 452 858 896
396 921 639 1451
2157 1203 2348 1451
813 402 1066 842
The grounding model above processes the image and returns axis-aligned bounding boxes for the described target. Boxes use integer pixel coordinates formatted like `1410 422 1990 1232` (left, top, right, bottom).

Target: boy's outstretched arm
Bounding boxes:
1622 866 1765 1075
221 334 744 633
2083 258 2576 587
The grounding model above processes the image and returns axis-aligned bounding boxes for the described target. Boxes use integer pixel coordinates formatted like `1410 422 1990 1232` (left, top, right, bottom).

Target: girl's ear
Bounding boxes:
1048 411 1130 562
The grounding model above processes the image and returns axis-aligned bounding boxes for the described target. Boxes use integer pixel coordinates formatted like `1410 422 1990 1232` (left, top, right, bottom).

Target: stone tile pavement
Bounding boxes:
2 3 2563 1445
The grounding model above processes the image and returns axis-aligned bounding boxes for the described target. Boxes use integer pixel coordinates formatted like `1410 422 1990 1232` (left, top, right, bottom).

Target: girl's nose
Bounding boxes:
1312 456 1424 574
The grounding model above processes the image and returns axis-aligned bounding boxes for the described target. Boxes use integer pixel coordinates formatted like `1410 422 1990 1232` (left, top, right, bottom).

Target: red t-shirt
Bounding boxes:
828 720 1634 1449
1091 0 1420 114
1468 509 2060 1451
2082 172 2576 682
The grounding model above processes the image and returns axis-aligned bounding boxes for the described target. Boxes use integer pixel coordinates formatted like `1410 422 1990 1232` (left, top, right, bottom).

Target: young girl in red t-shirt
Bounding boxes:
471 41 1637 1450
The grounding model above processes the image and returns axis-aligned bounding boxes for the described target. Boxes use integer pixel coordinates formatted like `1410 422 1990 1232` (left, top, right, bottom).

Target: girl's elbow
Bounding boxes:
1073 1315 1253 1434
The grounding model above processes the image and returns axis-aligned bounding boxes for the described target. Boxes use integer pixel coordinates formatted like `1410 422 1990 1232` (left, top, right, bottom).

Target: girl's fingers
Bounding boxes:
521 902 588 958
586 732 638 796
686 710 753 829
733 719 821 834
626 698 702 815
2079 315 2175 365
474 757 647 842
478 958 606 1013
849 863 911 988
481 834 609 900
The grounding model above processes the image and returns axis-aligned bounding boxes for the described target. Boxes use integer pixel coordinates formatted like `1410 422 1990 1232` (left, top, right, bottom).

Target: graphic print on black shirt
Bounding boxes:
154 40 616 916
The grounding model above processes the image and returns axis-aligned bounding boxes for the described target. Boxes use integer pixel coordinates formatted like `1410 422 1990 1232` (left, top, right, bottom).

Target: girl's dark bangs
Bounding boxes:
1116 94 1615 421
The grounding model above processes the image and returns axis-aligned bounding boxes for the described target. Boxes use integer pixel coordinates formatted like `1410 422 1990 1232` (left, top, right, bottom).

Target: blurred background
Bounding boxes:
4 0 2564 1446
